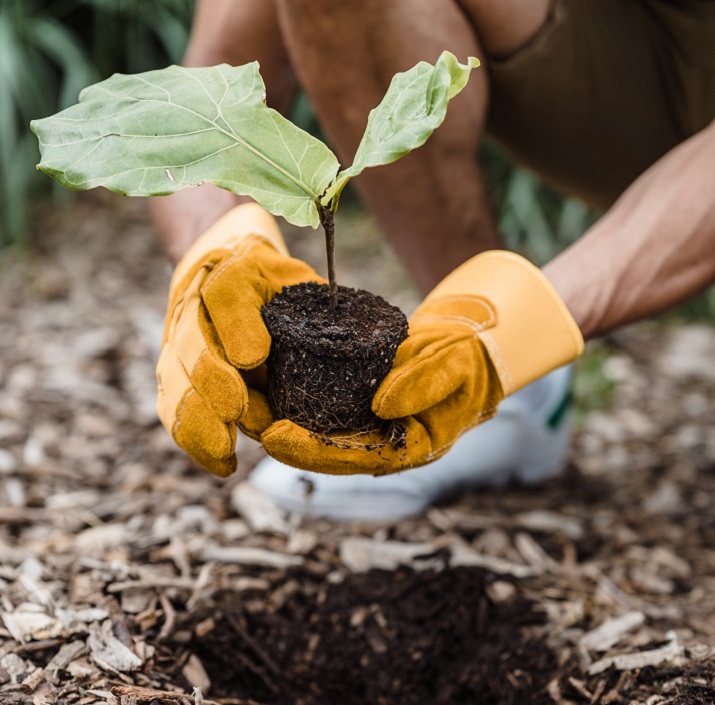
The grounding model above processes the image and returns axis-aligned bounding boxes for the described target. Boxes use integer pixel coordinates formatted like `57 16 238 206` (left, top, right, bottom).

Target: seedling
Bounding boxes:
31 51 478 310
31 52 479 435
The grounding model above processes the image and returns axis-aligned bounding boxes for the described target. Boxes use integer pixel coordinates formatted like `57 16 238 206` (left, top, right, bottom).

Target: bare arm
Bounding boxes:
543 121 715 339
151 0 297 263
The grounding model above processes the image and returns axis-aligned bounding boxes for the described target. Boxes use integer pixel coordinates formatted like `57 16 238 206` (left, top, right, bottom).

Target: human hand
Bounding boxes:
259 251 584 475
156 203 322 477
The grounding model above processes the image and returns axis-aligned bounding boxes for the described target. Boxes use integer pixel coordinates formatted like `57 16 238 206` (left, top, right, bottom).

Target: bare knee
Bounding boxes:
276 0 487 158
456 0 552 59
183 0 296 113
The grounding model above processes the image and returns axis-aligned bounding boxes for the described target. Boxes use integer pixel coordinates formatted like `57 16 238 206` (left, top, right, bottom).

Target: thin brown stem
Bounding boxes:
318 204 338 311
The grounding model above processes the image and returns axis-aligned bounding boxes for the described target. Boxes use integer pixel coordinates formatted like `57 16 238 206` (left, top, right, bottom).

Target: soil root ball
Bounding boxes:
262 282 408 433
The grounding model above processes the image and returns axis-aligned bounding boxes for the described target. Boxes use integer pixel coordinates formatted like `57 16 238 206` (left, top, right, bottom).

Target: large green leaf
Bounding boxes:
31 63 340 228
323 51 479 207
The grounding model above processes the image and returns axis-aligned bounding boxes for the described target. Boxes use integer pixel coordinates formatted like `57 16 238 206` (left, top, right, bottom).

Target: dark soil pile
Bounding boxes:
182 566 555 705
262 282 408 433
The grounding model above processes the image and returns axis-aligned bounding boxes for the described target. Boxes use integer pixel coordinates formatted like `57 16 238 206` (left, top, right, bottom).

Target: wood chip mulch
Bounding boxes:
1 195 714 704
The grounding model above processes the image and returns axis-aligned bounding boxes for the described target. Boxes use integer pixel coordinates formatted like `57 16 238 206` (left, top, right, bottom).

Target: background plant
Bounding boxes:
5 0 603 260
6 0 602 267
0 0 193 249
32 53 484 314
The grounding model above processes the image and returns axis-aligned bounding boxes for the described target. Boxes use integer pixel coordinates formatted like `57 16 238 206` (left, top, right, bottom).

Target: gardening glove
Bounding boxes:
260 251 584 475
156 202 322 477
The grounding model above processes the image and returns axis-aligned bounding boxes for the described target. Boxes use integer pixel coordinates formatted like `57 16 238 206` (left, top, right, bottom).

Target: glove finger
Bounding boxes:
173 388 238 478
158 306 238 477
260 417 433 476
157 347 237 477
373 331 479 418
157 341 191 435
172 280 249 422
237 388 276 440
202 240 322 369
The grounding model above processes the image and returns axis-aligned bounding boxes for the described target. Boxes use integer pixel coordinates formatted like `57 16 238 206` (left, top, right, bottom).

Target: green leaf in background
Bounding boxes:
27 17 99 109
323 51 480 207
31 63 340 228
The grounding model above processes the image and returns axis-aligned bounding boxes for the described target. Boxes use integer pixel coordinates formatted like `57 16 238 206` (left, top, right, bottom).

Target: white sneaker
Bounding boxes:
248 365 574 522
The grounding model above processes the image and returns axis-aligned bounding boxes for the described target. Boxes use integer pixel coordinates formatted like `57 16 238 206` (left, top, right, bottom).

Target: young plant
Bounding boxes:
31 51 479 310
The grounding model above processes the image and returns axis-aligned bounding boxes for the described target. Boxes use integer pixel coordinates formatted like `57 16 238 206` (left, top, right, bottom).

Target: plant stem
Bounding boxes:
318 204 338 311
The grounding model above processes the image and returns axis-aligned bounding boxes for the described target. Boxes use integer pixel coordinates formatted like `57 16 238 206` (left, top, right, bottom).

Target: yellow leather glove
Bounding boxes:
260 251 584 475
156 203 322 477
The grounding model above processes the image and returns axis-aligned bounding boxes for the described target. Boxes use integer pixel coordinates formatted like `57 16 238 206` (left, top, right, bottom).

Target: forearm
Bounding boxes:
152 0 297 264
544 121 715 339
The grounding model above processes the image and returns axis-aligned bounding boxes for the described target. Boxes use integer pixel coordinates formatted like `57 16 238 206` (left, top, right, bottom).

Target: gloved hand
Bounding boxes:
156 203 322 477
260 251 584 475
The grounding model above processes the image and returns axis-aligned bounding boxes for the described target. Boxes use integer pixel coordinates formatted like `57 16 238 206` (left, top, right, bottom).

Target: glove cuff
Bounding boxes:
171 202 287 287
426 251 584 395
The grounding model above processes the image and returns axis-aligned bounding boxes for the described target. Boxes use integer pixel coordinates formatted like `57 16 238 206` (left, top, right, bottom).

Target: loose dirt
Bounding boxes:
184 566 553 705
1 194 714 705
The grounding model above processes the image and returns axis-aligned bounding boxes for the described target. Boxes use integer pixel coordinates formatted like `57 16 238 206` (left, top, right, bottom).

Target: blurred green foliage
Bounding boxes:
6 1 596 265
571 341 618 426
481 139 602 267
1 0 194 249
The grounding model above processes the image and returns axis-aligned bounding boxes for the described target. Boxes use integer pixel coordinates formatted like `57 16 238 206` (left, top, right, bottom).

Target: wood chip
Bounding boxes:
340 538 441 573
514 532 560 571
485 580 517 604
21 666 44 692
286 529 318 555
111 685 191 704
198 545 303 568
181 654 211 693
31 682 55 705
1 610 64 643
231 482 290 536
57 607 109 631
449 542 539 578
45 640 87 684
580 611 646 652
588 631 683 675
1 652 31 680
426 508 500 532
88 622 142 674
107 577 196 594
515 510 584 540
75 524 127 553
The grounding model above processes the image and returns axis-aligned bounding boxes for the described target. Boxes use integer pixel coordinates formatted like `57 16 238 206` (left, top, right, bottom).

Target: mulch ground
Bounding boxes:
1 194 715 705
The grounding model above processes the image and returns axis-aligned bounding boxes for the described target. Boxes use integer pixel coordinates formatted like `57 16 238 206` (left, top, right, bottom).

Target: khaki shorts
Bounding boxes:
486 0 715 209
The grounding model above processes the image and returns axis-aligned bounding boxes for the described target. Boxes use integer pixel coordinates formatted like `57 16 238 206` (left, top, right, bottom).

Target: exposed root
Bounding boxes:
314 420 405 451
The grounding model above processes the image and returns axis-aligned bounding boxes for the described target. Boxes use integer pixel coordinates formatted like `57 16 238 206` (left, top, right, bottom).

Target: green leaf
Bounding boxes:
323 51 479 207
31 63 340 228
